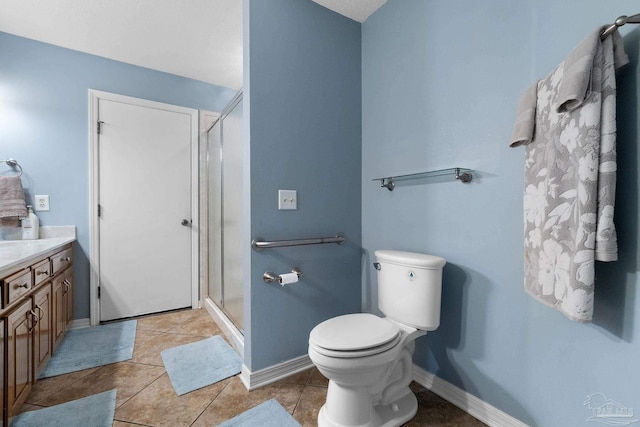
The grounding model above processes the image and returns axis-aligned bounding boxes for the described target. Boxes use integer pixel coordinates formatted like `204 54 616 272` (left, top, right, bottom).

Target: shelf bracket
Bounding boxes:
454 168 473 183
380 178 395 191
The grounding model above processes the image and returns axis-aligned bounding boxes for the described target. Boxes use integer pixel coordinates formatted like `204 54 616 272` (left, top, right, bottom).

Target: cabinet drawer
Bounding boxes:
3 269 32 308
33 259 51 286
51 247 72 275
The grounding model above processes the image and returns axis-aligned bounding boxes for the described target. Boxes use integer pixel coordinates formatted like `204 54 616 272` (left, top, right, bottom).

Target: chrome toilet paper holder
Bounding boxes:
263 268 303 284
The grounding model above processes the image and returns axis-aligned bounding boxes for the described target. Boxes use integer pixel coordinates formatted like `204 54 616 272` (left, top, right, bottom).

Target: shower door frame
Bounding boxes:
202 91 245 344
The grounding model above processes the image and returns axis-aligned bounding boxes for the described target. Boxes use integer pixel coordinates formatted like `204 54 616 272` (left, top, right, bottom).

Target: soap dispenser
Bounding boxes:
21 205 39 240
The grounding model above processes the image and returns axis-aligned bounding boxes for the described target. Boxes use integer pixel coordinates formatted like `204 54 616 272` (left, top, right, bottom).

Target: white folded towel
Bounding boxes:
509 27 627 322
0 176 27 218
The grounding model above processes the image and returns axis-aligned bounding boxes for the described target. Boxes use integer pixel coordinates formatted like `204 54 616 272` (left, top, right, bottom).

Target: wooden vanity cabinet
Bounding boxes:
52 274 66 353
0 318 5 427
63 268 73 327
33 283 52 378
0 242 74 425
6 298 34 417
2 269 32 308
52 253 73 353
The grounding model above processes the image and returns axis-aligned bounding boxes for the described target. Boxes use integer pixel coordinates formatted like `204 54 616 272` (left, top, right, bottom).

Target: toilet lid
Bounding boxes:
309 313 400 352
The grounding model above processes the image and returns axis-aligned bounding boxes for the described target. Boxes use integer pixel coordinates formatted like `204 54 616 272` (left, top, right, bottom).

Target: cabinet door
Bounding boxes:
63 268 73 326
0 318 5 427
52 274 65 353
6 299 34 418
33 283 52 378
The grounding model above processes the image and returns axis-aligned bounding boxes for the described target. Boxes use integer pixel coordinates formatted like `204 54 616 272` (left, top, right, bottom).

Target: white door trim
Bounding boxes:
88 89 199 326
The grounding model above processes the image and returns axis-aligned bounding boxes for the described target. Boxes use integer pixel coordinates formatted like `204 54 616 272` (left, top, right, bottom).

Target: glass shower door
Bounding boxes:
220 97 244 329
207 93 244 331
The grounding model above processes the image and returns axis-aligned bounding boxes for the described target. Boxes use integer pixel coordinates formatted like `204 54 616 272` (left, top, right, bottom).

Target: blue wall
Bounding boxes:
362 0 640 425
246 0 362 370
0 32 236 319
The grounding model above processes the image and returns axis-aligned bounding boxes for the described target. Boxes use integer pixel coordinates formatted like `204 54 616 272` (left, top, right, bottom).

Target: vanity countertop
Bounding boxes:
0 226 76 277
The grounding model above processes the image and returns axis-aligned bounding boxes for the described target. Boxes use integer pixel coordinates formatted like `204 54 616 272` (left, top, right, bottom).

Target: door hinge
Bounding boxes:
98 204 102 217
98 286 101 298
97 120 104 134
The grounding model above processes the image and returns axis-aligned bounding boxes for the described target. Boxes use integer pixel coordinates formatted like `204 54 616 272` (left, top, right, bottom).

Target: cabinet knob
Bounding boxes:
62 256 71 262
37 270 49 276
17 283 29 289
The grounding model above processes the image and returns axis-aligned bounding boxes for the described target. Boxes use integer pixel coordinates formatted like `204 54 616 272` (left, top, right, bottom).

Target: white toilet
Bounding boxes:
308 250 446 427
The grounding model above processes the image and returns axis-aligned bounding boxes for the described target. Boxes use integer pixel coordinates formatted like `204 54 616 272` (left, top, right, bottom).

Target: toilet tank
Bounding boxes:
375 250 446 331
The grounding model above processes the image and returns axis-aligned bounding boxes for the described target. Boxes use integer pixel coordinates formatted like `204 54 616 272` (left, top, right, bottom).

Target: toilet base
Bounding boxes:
317 388 418 427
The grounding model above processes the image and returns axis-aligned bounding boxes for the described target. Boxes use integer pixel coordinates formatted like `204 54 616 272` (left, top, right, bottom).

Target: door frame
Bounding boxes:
88 89 199 326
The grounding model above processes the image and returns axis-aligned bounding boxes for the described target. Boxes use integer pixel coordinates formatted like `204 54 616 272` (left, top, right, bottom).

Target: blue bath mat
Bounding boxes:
11 389 116 427
219 399 301 427
40 320 137 379
161 335 242 395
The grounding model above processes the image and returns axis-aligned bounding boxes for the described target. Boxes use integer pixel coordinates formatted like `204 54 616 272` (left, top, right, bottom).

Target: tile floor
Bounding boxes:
20 309 486 426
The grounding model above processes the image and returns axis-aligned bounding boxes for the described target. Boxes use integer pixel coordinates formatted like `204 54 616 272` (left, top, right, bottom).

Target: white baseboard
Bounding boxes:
412 365 528 427
240 354 314 391
69 318 91 329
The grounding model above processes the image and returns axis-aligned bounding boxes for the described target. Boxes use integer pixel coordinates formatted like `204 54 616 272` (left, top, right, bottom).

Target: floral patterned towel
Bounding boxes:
510 28 628 322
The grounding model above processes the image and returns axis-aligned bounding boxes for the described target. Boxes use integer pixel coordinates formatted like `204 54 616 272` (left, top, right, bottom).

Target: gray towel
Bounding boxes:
509 82 537 147
0 176 27 218
557 28 629 112
509 27 627 322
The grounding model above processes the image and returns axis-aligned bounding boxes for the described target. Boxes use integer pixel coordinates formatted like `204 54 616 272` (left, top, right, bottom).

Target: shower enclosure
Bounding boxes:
206 91 244 332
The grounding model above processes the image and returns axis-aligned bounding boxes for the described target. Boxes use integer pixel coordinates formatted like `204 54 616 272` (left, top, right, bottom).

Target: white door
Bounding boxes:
95 94 197 322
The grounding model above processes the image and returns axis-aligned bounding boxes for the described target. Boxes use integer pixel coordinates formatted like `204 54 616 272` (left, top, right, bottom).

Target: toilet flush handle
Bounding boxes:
373 262 381 271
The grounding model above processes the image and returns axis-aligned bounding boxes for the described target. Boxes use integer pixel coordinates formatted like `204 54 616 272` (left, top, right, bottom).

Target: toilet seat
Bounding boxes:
309 313 401 358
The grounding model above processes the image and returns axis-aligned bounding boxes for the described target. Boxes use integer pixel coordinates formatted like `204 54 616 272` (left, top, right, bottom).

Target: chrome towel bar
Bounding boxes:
601 13 640 40
252 232 345 251
1 159 23 177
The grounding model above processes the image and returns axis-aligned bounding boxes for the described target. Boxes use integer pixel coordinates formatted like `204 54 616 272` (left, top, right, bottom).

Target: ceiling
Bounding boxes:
313 0 387 23
0 0 386 90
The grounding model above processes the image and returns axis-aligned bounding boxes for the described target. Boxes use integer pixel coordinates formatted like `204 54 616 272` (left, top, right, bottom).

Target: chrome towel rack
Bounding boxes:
252 232 345 251
601 13 640 40
1 159 23 177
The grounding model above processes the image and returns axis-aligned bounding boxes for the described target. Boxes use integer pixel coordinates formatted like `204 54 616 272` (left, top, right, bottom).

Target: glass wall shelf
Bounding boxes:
373 167 473 191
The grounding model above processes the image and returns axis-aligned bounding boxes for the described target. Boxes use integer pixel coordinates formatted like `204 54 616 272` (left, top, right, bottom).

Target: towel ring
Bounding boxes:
1 159 23 177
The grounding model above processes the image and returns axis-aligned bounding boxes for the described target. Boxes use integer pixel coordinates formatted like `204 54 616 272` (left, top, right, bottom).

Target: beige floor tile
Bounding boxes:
132 331 210 366
275 368 312 385
26 367 101 405
16 403 43 414
191 376 304 426
115 373 228 427
33 361 165 409
21 308 487 426
167 309 223 336
136 309 203 332
293 385 327 427
134 328 165 346
307 367 329 387
405 389 487 427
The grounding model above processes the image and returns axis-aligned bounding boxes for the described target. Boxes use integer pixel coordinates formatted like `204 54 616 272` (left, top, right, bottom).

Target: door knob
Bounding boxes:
181 219 191 226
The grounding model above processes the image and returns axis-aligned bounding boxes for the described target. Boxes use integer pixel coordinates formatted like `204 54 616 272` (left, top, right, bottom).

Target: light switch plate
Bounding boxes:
278 190 297 210
34 195 50 211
